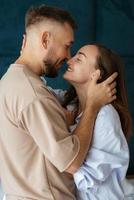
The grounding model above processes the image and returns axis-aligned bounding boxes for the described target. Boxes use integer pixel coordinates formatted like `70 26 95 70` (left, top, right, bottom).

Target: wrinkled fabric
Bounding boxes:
72 104 134 200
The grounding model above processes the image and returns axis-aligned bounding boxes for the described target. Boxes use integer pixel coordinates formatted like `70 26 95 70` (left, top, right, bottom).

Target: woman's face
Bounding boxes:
63 45 99 85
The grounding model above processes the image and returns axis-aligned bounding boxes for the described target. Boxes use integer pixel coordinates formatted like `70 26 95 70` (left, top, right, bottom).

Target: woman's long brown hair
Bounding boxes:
96 44 132 139
62 44 132 140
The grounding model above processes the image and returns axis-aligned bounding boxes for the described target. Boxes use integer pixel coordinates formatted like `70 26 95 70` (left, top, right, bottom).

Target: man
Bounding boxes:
0 5 117 200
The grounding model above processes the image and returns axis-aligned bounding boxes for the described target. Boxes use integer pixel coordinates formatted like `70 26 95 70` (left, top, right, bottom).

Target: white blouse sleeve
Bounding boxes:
74 104 129 191
0 179 4 200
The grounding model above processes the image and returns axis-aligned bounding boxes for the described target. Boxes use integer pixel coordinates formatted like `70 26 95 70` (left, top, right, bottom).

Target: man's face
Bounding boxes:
43 23 74 77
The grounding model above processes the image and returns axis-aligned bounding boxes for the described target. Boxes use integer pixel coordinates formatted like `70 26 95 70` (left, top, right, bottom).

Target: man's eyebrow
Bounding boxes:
78 51 87 58
69 41 74 45
66 41 74 47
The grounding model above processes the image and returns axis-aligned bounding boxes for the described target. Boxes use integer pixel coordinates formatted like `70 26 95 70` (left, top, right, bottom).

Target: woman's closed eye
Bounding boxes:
76 58 81 62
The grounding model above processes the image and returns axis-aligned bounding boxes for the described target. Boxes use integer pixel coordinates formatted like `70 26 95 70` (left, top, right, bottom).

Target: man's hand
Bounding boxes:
86 70 117 109
62 108 75 127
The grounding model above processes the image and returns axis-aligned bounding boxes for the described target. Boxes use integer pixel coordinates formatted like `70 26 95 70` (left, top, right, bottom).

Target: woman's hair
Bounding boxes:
96 44 132 139
63 44 132 139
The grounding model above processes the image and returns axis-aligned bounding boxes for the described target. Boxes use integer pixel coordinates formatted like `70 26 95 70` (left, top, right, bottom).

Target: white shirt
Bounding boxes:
50 87 134 200
70 104 134 200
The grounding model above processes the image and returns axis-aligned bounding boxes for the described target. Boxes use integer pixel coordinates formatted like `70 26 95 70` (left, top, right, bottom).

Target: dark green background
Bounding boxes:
0 0 133 174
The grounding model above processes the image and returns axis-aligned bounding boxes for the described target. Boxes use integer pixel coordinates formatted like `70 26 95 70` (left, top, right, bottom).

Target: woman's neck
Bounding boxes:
74 83 88 114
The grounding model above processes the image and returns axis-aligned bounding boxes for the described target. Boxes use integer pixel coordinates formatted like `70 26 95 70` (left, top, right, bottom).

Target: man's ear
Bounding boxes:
20 34 26 55
41 31 51 49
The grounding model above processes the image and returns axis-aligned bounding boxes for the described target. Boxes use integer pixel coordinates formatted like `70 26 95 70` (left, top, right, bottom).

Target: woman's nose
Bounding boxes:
67 57 73 65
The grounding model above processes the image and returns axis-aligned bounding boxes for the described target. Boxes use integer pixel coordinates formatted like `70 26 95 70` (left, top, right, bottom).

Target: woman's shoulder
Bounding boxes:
94 104 122 141
98 104 120 124
93 104 128 154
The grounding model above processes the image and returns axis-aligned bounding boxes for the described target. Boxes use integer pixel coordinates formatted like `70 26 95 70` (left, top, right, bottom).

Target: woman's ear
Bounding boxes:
91 69 101 81
41 31 51 49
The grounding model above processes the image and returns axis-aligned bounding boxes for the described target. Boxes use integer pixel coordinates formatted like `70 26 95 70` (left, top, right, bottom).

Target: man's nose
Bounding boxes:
66 50 71 60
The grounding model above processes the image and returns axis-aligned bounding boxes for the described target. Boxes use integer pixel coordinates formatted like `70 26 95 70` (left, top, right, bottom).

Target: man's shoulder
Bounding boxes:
0 64 59 107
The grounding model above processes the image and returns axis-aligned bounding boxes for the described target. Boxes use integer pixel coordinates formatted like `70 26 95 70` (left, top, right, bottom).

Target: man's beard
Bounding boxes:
43 59 58 78
42 47 61 77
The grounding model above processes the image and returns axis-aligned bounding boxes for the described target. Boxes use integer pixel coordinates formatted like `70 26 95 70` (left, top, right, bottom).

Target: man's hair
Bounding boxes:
25 4 77 30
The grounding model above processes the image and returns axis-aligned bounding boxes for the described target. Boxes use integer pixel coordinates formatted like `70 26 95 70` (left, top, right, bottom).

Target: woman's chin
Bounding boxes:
63 72 69 80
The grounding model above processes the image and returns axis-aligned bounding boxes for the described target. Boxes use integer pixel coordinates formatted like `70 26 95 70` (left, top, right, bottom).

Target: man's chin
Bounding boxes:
44 65 58 78
45 72 58 78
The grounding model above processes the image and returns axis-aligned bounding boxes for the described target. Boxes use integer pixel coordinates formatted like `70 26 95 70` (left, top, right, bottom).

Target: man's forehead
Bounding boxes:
61 29 74 44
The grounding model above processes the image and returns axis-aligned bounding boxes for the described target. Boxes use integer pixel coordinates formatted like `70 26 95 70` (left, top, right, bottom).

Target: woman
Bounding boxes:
62 44 134 200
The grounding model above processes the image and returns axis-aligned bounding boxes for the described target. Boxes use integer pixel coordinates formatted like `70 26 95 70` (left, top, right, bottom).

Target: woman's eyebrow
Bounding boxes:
78 51 87 58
